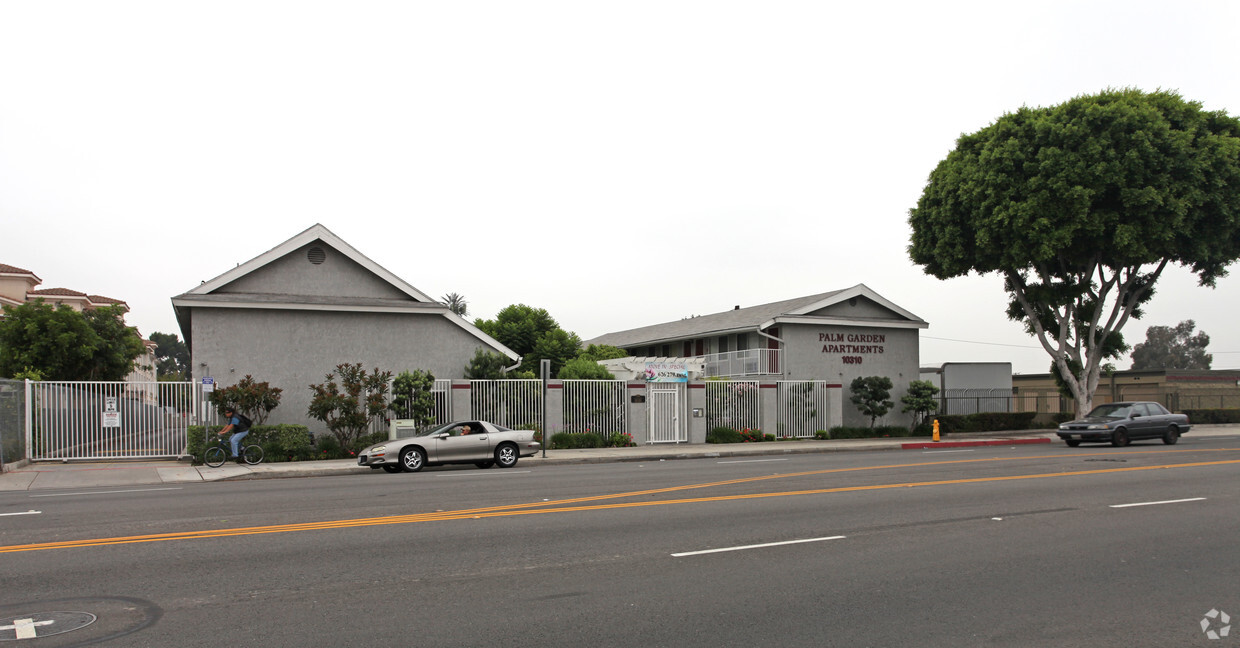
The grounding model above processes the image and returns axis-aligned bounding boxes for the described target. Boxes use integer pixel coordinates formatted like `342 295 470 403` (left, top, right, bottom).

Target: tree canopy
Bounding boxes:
475 304 582 375
908 89 1240 415
0 301 144 381
150 331 189 379
1130 320 1212 370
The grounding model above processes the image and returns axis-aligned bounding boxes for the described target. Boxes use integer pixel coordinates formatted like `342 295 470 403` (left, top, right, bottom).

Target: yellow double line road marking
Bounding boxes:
3 452 1238 554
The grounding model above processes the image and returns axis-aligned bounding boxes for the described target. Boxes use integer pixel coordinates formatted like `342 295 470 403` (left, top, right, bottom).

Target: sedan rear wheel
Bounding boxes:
1111 429 1130 447
1162 426 1180 445
401 447 426 472
495 443 518 468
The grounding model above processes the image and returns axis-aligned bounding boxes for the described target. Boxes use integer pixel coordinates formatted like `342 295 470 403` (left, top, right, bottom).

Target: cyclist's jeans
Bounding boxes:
231 430 250 456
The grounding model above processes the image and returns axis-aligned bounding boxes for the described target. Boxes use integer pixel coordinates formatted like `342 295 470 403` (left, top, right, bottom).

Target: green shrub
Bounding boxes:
188 424 313 465
550 432 603 449
707 427 740 443
605 431 636 447
1182 409 1240 424
818 425 926 439
934 412 1038 434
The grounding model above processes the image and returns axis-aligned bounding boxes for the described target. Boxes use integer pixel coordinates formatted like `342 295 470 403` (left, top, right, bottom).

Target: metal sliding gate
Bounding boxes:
775 380 832 439
647 383 687 443
28 381 200 461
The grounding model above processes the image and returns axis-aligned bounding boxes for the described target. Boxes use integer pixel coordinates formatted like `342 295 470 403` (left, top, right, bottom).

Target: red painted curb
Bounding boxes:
900 438 1053 450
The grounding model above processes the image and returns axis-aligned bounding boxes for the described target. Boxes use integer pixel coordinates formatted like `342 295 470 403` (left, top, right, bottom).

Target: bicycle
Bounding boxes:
204 434 264 467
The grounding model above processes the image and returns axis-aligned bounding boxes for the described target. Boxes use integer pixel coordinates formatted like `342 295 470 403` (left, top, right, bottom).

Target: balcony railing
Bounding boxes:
704 349 782 378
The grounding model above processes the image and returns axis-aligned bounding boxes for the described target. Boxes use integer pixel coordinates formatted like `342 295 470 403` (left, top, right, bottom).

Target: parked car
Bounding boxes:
1057 401 1191 447
357 420 541 473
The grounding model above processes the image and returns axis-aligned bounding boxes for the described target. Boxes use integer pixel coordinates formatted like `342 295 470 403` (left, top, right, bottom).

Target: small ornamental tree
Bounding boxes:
391 369 437 429
849 376 894 428
307 363 393 448
900 380 940 431
208 374 283 423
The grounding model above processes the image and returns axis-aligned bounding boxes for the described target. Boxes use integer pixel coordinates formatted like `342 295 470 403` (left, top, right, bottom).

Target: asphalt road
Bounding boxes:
2 436 1239 647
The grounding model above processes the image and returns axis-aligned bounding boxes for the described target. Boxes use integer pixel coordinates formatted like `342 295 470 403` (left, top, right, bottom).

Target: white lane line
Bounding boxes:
717 458 790 464
673 535 846 557
1110 497 1207 508
434 470 532 478
0 510 41 517
922 449 976 454
30 487 183 498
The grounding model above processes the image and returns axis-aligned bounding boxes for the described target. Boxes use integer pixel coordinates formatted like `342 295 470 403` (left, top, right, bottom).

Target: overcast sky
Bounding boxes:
3 1 1238 375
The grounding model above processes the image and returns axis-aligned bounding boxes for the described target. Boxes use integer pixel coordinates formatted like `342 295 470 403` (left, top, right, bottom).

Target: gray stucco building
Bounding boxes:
585 285 928 428
172 224 516 429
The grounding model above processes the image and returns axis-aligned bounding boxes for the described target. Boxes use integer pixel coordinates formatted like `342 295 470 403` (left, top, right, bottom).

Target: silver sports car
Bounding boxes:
357 420 541 473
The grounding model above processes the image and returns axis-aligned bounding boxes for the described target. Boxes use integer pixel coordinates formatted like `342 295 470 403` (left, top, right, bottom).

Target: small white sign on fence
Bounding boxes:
102 411 121 428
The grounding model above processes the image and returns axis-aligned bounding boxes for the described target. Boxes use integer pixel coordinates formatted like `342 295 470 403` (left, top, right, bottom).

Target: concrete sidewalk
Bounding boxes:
3 426 1233 492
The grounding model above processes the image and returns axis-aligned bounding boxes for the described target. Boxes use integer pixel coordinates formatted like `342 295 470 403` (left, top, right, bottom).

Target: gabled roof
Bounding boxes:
184 223 435 302
584 284 927 349
171 224 517 360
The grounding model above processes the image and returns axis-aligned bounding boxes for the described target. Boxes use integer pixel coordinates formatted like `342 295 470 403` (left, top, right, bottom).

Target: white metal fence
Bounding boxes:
470 379 543 430
28 381 199 461
561 380 627 437
390 379 452 430
705 380 760 432
775 380 832 438
0 379 27 468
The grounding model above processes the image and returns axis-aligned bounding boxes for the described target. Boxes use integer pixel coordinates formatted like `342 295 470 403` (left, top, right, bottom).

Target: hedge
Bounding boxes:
188 424 314 465
1181 409 1240 424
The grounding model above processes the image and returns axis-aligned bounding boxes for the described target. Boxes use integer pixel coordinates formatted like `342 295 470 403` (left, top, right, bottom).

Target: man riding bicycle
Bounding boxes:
218 407 251 462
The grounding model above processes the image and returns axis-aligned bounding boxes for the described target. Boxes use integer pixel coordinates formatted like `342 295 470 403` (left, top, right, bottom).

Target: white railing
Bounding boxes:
704 349 782 377
705 380 760 432
775 380 832 438
470 379 543 431
389 379 452 431
561 380 627 439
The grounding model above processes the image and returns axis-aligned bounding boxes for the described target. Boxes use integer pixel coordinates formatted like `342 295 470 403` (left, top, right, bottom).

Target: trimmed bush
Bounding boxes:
188 424 313 465
550 432 603 449
817 425 926 439
707 427 741 444
933 412 1038 434
1182 409 1240 424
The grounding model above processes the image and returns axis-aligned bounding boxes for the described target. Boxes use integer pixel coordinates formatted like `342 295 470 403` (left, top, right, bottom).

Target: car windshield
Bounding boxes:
1087 404 1132 418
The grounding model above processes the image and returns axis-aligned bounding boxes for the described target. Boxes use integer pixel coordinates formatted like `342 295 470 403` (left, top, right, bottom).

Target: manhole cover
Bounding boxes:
0 611 96 640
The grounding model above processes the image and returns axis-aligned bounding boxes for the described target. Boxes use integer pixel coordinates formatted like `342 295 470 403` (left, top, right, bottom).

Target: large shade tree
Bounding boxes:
1130 320 1212 370
0 301 144 381
909 89 1240 416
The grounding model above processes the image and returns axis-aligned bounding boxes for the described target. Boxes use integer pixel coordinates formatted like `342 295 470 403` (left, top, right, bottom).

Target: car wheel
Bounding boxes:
1064 439 1081 447
382 465 402 473
494 443 518 468
401 447 426 472
1162 426 1180 445
1111 429 1129 447
475 460 494 469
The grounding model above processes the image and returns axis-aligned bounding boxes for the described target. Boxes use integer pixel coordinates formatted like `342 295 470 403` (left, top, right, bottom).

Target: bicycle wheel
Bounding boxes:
242 444 264 465
204 446 227 468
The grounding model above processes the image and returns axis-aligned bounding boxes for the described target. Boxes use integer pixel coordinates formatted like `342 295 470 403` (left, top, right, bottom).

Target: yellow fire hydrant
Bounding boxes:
932 418 940 442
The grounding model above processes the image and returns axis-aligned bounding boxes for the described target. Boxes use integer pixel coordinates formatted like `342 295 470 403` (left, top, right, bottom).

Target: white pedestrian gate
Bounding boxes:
27 381 200 461
647 383 686 443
